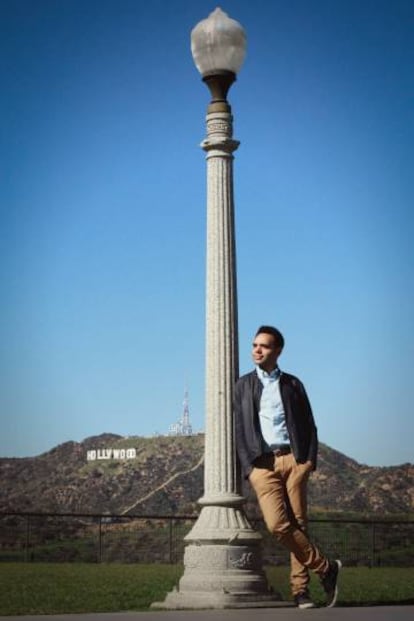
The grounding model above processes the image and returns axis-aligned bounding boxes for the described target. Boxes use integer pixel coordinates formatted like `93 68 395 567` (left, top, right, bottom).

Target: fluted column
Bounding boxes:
202 109 240 505
154 107 281 610
180 108 252 548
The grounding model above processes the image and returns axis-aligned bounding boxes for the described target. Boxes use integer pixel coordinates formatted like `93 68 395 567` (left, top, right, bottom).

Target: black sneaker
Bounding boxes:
321 559 342 607
294 591 316 609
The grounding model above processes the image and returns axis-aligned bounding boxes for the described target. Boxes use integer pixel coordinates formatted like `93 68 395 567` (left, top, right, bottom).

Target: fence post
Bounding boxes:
98 516 102 563
371 522 376 567
25 514 30 562
169 519 173 564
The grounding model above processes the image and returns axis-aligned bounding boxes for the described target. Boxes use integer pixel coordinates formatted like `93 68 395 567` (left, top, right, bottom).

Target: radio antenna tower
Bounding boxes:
168 387 193 436
181 388 193 435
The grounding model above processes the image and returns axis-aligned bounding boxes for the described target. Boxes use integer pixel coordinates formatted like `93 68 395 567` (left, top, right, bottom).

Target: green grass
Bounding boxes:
0 563 413 615
0 563 180 615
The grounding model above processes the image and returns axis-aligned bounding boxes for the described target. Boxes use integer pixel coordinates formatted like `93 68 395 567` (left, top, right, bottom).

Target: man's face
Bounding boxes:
252 332 281 372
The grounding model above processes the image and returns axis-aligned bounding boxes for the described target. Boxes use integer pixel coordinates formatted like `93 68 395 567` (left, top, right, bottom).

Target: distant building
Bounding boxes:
168 389 193 436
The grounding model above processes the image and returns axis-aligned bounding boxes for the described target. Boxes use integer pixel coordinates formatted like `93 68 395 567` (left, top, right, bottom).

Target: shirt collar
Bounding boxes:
256 365 281 383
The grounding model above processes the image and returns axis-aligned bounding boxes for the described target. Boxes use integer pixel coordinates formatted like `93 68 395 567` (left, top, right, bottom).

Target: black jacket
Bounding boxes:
234 370 318 478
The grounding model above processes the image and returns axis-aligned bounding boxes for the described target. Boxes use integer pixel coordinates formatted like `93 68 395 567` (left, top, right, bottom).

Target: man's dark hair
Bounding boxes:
256 325 285 350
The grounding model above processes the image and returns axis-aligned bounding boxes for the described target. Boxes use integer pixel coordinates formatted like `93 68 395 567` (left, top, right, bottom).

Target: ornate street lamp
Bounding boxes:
191 6 246 112
154 8 279 609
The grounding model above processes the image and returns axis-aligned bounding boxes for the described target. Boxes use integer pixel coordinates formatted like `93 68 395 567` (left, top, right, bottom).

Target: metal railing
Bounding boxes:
0 512 412 567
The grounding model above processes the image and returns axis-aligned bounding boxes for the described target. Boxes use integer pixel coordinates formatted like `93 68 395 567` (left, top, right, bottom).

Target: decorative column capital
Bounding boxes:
201 111 240 155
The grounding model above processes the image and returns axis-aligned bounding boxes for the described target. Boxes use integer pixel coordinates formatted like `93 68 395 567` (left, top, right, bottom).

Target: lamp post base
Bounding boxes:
152 591 288 610
152 545 285 610
152 506 286 610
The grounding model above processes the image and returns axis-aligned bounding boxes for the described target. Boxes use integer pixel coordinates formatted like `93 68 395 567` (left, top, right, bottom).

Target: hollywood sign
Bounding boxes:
86 447 137 461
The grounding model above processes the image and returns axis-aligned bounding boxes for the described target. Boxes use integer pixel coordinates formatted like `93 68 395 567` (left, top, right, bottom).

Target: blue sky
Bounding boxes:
1 0 413 466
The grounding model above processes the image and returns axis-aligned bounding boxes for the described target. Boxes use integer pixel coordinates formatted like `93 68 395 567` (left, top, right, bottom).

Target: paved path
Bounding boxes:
2 607 413 621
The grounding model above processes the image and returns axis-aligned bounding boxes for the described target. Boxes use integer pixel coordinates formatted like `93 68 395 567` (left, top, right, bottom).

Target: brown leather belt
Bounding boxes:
272 445 291 457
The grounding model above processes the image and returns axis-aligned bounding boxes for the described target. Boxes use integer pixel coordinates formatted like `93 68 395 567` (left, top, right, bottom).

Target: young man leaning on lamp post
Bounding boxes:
234 325 341 609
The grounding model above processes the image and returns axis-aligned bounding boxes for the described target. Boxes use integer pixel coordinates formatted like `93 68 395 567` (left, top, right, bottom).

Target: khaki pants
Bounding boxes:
249 452 329 596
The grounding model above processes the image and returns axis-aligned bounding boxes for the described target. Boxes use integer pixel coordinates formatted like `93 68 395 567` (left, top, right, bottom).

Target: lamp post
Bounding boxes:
154 8 280 609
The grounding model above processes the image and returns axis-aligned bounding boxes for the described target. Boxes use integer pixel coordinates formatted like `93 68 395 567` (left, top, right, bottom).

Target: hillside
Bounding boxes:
0 434 413 517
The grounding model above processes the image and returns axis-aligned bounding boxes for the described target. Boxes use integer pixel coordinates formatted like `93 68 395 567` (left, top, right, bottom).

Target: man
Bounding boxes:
234 325 341 608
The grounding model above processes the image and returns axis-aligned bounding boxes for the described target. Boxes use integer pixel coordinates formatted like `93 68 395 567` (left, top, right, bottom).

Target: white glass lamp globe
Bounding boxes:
191 7 246 77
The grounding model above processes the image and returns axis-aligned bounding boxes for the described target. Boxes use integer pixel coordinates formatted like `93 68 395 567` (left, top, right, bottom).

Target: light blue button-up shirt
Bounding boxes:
256 365 289 450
